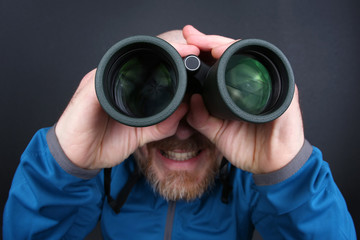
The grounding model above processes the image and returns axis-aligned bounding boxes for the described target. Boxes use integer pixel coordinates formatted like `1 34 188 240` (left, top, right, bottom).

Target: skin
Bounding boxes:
55 25 304 191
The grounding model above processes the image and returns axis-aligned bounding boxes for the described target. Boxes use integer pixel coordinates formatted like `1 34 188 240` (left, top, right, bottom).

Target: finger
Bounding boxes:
182 25 206 38
186 94 224 143
60 69 104 129
272 85 304 141
157 28 200 57
141 103 188 145
169 42 200 57
211 41 238 59
77 69 97 91
183 25 237 57
185 34 236 52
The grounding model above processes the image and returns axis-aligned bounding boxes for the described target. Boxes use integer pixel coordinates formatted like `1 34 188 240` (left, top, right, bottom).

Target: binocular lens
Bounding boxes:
96 36 187 127
111 50 177 118
225 55 272 115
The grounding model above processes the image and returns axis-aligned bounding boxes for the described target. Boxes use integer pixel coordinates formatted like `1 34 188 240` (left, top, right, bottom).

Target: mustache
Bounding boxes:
147 133 214 152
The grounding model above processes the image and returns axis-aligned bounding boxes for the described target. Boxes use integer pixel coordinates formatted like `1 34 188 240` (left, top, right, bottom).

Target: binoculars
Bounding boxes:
95 35 294 127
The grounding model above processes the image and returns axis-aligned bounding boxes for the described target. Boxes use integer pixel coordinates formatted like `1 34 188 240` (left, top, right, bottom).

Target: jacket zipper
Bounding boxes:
164 201 176 240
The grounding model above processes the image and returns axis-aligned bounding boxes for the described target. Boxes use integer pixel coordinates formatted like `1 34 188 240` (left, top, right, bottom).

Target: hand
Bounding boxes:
183 25 305 174
55 30 200 170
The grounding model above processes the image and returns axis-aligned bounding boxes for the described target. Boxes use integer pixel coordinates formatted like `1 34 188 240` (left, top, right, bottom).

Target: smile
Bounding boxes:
160 150 201 161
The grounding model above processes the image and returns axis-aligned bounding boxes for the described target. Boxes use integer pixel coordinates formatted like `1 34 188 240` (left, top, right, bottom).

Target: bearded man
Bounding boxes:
3 26 356 239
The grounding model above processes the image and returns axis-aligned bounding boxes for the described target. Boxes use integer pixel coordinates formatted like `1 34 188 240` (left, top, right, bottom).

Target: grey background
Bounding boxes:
1 0 359 238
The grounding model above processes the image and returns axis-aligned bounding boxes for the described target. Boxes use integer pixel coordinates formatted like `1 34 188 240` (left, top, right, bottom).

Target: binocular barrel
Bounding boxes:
95 36 294 127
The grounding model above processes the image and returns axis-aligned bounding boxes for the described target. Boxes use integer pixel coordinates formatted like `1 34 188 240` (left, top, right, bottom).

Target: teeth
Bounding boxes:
162 150 199 161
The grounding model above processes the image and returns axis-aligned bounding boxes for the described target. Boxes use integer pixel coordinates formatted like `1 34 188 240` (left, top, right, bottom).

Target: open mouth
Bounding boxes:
160 150 202 161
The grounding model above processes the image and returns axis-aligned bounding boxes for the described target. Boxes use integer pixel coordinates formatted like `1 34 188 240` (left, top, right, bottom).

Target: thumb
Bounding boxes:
140 103 188 145
186 94 224 143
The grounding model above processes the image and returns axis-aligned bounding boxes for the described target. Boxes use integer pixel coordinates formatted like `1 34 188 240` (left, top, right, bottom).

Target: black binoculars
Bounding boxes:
95 36 294 127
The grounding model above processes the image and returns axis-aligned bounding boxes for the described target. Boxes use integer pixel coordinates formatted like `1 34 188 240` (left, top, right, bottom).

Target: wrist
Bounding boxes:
48 125 101 178
253 140 312 186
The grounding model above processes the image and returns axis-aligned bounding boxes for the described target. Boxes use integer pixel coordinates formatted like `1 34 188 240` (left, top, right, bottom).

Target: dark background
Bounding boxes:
1 0 359 238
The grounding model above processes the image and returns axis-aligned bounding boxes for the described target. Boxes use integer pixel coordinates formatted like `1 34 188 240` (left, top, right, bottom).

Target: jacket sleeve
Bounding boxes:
3 127 104 240
250 141 356 239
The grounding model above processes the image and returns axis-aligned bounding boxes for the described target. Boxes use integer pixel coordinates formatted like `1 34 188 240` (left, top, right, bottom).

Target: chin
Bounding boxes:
134 146 222 201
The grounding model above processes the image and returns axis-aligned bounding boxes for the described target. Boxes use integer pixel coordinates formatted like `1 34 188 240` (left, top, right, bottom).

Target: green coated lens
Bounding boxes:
112 50 176 117
225 55 272 114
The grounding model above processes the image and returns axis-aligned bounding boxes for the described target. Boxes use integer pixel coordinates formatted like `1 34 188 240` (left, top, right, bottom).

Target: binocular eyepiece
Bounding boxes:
95 36 294 127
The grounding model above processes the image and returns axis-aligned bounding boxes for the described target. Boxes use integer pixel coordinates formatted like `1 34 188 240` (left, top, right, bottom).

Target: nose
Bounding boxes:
175 119 196 140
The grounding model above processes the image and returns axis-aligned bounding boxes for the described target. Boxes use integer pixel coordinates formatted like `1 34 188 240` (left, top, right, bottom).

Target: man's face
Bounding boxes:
134 120 223 201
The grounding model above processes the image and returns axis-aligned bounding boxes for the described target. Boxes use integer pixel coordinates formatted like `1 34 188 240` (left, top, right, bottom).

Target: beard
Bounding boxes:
134 134 221 201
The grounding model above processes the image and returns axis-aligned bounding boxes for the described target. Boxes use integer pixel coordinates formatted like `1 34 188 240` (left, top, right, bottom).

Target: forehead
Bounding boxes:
157 30 186 44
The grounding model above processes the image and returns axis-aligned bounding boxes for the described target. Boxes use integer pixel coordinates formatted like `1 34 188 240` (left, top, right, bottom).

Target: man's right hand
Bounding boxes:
55 31 200 170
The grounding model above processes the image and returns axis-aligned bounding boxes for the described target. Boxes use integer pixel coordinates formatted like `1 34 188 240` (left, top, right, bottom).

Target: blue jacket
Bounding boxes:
3 127 356 239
